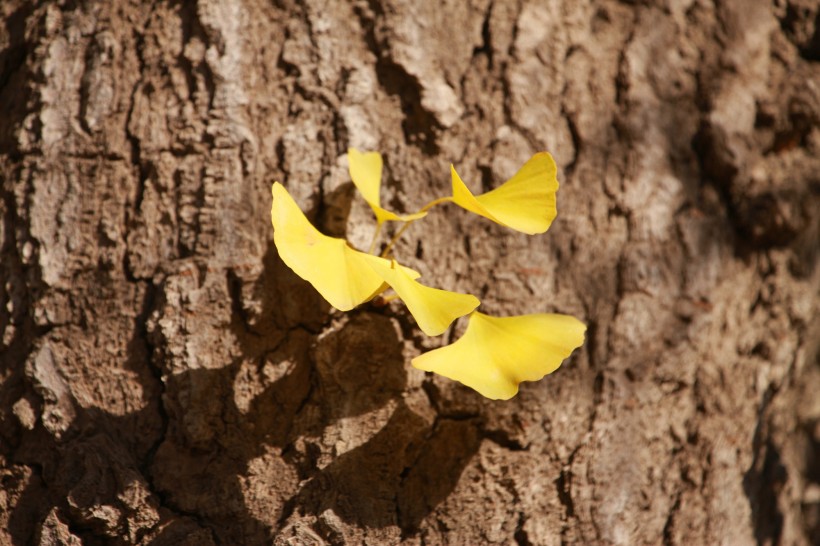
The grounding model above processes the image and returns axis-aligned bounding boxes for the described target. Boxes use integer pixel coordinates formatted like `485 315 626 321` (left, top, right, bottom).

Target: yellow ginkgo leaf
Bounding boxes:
363 257 480 336
412 311 585 400
348 148 427 224
450 152 559 235
271 182 418 311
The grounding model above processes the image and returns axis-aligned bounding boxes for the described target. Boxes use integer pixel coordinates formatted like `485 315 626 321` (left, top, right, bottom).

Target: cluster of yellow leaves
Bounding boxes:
270 149 585 400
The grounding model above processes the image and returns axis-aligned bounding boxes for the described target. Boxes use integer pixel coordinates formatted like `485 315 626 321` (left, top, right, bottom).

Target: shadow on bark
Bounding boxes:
743 389 787 546
6 245 481 544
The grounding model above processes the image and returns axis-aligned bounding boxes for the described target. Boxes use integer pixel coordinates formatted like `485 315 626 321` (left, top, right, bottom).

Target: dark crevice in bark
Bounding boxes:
178 0 213 110
592 371 605 407
414 238 423 260
77 30 100 139
123 2 158 279
274 135 288 182
777 1 820 61
614 13 638 111
513 512 532 546
494 4 545 155
506 0 523 66
0 3 37 157
353 0 440 154
562 107 582 177
584 317 600 372
472 1 494 69
0 3 35 93
0 196 34 524
133 279 168 474
477 164 493 194
662 492 681 545
744 385 787 546
0 2 49 404
378 58 440 154
556 443 583 543
0 179 37 374
691 119 744 244
481 425 529 451
556 467 576 520
225 268 262 339
187 2 218 115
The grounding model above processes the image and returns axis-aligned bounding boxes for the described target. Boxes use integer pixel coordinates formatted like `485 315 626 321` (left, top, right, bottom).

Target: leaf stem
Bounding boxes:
419 196 454 213
379 196 453 258
368 222 383 254
381 223 412 257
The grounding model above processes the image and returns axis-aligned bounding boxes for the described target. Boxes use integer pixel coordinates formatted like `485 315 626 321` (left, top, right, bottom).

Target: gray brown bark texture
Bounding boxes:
0 0 818 544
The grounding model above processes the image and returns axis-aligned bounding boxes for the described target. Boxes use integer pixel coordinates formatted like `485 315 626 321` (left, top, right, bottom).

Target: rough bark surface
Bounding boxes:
1 0 819 544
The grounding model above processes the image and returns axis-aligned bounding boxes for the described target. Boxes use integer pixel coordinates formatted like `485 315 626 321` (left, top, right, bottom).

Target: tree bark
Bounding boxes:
1 0 819 544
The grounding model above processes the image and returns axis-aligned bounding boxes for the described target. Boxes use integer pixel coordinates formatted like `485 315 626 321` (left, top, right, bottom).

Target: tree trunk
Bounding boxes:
1 0 818 544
